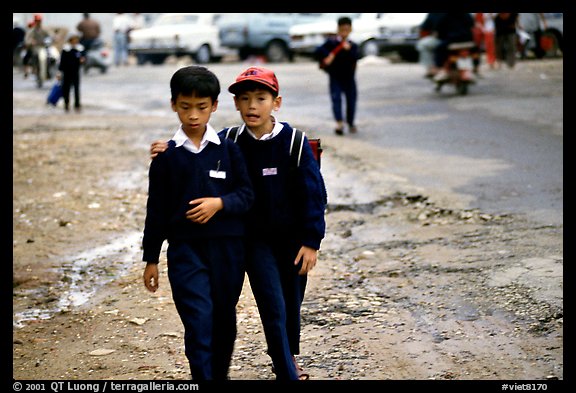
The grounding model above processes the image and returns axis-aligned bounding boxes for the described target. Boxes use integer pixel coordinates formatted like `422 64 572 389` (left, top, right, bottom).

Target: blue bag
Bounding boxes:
47 82 63 106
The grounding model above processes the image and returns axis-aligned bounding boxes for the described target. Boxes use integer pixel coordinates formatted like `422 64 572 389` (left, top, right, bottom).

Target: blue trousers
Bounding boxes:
167 238 245 380
329 76 357 127
245 237 307 380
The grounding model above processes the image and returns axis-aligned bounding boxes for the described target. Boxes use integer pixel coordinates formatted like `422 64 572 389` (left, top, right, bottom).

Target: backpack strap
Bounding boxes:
289 128 305 168
225 126 240 143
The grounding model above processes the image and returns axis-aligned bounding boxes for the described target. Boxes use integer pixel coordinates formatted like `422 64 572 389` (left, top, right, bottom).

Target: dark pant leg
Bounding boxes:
207 238 245 380
434 40 449 68
71 72 81 108
273 240 307 357
343 78 357 127
167 241 213 380
62 74 72 109
245 239 299 380
329 77 343 122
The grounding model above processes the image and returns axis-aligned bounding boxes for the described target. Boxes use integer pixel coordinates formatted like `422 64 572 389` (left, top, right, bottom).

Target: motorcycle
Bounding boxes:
83 38 111 75
433 41 477 96
32 36 59 88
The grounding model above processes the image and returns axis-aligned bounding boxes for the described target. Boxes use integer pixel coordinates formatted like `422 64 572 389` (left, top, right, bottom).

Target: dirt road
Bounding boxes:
12 58 563 386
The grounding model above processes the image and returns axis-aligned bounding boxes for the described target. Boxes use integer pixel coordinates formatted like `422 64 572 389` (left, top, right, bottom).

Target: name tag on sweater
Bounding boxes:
209 170 226 179
262 168 278 176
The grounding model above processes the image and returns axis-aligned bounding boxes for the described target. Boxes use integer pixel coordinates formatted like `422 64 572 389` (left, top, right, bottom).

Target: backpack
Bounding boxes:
225 126 323 169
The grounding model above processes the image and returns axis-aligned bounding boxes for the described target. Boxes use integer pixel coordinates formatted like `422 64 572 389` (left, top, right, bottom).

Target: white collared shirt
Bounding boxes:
172 124 221 154
241 116 284 140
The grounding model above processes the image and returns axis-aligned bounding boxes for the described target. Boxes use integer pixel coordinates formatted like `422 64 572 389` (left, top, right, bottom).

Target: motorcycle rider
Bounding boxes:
416 13 444 78
23 14 51 79
432 13 476 82
76 13 101 53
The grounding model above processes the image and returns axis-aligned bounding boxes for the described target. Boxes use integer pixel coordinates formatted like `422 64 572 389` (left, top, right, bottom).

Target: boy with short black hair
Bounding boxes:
142 65 254 380
316 16 360 135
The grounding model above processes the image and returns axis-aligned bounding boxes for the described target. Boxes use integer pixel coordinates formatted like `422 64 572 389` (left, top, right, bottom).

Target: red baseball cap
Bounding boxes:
228 66 279 95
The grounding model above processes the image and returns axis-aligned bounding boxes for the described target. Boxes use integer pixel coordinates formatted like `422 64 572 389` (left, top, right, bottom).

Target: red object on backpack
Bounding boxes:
307 138 322 168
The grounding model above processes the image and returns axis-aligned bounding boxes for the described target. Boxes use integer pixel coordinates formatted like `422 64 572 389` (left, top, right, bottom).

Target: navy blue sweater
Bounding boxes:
315 37 360 80
142 136 254 263
220 123 327 250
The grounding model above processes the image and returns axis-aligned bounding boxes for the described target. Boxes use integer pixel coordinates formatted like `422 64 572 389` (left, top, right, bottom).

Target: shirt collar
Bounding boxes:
242 116 284 140
172 123 221 153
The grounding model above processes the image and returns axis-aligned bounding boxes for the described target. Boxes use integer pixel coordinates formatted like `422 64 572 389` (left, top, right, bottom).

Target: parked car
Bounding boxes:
128 13 230 65
373 13 427 62
217 13 342 63
289 13 387 58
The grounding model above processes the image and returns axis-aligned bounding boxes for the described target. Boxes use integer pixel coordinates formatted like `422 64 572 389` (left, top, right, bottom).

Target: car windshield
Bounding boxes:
155 14 199 26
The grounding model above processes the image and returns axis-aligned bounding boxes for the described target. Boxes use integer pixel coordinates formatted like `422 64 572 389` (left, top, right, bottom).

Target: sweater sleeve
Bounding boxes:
220 139 254 215
142 148 171 264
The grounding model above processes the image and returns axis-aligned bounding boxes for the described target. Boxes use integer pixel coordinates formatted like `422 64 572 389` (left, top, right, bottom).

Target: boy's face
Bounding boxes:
172 94 218 135
337 23 352 40
233 88 281 133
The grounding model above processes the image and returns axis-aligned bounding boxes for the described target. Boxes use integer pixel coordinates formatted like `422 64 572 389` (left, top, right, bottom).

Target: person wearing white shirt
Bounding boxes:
112 13 132 66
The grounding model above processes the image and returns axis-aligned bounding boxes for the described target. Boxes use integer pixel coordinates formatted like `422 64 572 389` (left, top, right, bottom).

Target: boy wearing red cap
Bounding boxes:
151 66 327 380
226 66 327 380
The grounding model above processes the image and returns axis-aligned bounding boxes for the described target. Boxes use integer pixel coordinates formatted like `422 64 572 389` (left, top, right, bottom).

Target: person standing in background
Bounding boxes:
112 13 132 67
316 16 360 136
76 13 101 52
58 33 85 112
494 13 520 69
479 13 496 70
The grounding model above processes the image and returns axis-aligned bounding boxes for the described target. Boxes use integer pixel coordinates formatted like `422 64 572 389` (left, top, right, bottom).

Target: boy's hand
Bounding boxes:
150 140 169 159
294 246 318 275
323 52 335 67
143 262 159 292
185 197 224 224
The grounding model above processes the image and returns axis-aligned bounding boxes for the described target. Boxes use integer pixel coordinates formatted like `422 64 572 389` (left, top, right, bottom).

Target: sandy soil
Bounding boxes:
12 60 563 386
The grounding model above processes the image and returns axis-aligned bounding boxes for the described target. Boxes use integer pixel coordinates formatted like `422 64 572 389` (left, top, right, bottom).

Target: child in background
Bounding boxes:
316 16 360 135
142 65 254 380
58 33 85 112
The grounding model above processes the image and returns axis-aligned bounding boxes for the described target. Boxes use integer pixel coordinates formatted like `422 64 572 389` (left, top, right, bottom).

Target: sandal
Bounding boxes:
270 356 310 380
293 356 310 380
334 128 344 136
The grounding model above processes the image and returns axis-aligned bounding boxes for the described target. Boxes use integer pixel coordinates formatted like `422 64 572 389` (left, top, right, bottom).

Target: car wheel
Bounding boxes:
195 45 212 64
361 40 380 57
136 54 148 65
149 54 167 65
265 41 289 63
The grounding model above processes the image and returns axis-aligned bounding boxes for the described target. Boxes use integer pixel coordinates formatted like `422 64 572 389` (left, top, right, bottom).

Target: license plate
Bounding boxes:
457 57 473 70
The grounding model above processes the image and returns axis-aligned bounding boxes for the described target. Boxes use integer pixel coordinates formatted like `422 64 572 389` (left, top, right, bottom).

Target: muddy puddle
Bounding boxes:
13 231 142 328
